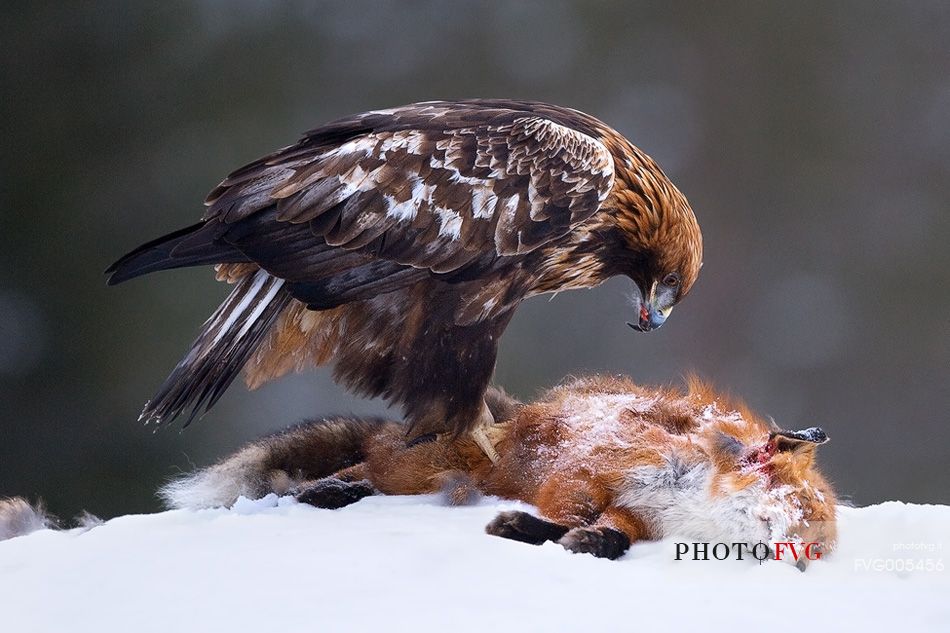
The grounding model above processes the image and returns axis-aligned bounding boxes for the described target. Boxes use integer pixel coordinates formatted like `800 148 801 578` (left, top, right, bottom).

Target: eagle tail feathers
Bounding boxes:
106 222 249 285
141 270 292 427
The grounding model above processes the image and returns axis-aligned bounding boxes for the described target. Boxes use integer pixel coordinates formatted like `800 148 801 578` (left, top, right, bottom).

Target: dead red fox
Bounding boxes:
157 375 837 563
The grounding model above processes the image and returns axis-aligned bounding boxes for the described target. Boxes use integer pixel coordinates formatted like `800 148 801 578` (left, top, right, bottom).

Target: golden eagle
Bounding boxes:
108 99 703 461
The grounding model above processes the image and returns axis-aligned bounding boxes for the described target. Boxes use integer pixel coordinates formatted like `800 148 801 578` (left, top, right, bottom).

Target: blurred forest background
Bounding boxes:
1 1 948 519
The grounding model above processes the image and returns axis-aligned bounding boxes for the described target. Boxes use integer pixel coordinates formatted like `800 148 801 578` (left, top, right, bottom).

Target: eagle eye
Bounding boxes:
662 272 681 288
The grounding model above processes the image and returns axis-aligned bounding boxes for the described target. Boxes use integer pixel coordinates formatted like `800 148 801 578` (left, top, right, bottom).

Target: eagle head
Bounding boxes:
627 269 685 333
604 149 703 333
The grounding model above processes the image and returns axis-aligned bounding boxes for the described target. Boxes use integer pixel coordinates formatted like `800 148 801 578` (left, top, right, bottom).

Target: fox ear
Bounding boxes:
770 427 829 454
713 431 745 458
711 431 746 469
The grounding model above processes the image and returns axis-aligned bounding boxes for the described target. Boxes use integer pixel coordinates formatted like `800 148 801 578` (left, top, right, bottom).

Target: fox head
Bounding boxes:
706 422 838 567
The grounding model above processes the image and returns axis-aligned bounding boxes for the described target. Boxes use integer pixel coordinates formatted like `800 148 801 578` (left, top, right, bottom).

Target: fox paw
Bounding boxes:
558 527 630 559
485 510 569 545
296 478 376 509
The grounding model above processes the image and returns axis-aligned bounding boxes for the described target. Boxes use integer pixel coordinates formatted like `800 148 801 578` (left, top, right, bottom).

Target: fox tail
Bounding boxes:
159 416 396 509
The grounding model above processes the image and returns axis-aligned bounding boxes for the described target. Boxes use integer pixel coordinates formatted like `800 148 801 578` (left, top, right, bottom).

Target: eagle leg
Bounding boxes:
471 400 503 464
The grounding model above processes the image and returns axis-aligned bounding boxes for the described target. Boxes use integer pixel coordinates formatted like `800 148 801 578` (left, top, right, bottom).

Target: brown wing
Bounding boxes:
203 101 615 284
110 102 619 435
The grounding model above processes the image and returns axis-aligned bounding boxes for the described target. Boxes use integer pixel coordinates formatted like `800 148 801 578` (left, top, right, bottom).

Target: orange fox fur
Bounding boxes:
158 375 837 562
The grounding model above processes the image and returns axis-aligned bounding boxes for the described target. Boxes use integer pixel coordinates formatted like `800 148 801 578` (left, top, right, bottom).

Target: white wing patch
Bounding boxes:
471 188 498 220
435 206 463 240
384 193 419 222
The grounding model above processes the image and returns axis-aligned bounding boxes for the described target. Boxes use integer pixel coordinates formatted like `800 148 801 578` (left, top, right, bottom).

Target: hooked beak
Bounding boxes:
626 282 672 333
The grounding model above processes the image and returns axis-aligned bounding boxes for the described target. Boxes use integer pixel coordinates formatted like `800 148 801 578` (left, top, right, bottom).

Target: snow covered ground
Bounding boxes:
1 496 947 632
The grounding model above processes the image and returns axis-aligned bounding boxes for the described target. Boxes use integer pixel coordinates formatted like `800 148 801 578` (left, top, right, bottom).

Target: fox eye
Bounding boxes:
662 273 681 288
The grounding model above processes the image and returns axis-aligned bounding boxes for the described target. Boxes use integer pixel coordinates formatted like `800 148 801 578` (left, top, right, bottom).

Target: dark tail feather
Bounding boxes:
106 222 250 285
141 270 292 427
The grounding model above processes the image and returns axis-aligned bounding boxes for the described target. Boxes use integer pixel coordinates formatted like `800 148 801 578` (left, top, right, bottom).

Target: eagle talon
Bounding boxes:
471 401 505 464
473 425 502 464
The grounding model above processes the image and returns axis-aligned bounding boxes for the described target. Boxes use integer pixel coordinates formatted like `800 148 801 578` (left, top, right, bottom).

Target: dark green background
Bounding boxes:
2 1 948 519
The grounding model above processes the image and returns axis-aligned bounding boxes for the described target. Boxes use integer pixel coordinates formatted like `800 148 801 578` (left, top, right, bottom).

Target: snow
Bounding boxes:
1 497 947 633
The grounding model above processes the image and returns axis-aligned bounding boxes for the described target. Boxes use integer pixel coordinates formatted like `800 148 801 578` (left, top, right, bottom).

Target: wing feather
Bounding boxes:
204 102 615 279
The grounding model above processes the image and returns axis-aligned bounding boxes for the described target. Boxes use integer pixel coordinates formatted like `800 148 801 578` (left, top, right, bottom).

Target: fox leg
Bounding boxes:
533 472 611 527
556 526 630 559
557 507 645 560
485 510 569 545
332 463 369 482
484 510 631 559
486 474 606 548
295 477 376 509
488 476 637 559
